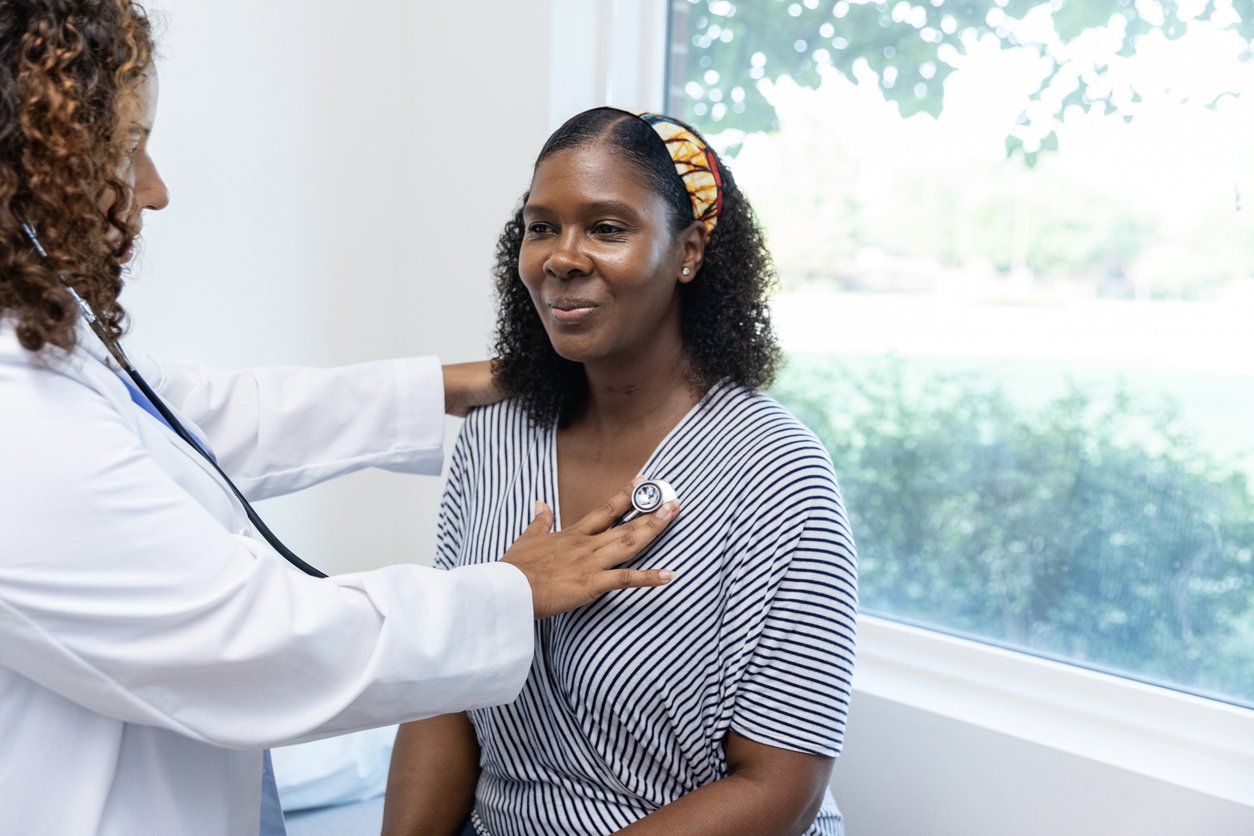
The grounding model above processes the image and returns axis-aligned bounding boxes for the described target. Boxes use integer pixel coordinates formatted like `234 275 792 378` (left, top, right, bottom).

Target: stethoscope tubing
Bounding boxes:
123 363 328 578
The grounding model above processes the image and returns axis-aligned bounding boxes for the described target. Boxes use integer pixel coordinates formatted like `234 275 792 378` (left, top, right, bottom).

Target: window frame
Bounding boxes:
857 614 1254 806
547 0 668 130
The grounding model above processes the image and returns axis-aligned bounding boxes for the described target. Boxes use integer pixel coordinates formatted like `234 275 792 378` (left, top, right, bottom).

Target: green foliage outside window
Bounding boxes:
676 0 1254 704
772 356 1254 704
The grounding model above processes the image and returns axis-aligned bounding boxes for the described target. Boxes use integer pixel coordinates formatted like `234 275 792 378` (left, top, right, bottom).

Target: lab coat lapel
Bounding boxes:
72 335 249 531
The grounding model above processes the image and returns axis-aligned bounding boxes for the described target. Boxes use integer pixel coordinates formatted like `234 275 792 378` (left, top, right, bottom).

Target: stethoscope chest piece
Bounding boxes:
614 478 677 527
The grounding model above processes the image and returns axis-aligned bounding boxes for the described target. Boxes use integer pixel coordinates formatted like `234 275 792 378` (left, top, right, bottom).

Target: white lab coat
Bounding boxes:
0 322 534 836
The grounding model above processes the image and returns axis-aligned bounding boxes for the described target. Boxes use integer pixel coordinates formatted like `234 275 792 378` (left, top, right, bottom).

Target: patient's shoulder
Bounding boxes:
454 398 547 472
701 383 833 472
460 397 536 434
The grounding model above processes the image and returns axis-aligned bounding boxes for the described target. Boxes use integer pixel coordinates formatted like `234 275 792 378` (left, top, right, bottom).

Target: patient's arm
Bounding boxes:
615 731 834 836
382 713 480 836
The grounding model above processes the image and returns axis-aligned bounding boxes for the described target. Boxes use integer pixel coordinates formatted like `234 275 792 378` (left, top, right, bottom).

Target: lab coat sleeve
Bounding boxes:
0 366 534 749
129 353 445 501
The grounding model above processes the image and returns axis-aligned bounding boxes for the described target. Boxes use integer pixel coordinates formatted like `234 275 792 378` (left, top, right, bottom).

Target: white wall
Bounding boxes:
128 0 557 573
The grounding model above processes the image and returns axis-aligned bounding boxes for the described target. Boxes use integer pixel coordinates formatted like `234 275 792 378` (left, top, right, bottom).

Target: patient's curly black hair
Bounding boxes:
491 107 780 426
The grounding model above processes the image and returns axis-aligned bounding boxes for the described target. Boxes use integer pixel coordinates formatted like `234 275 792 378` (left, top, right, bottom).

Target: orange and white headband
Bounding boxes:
638 112 724 240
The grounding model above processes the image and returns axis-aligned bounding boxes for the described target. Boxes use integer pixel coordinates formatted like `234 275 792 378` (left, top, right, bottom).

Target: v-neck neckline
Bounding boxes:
547 381 725 531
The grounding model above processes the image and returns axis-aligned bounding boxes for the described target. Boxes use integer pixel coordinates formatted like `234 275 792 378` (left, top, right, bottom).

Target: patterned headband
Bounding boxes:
638 112 723 240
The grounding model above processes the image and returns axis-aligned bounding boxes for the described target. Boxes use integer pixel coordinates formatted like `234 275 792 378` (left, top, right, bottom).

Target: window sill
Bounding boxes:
853 614 1254 807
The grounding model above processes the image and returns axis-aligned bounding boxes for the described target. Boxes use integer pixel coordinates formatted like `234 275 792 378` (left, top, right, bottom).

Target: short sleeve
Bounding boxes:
433 411 477 571
729 456 859 758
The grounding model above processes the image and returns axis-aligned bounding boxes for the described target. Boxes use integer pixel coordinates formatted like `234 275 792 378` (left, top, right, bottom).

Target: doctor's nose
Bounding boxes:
135 152 170 213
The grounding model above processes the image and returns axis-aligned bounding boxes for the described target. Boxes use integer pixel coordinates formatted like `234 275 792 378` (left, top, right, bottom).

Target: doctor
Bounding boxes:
0 2 677 835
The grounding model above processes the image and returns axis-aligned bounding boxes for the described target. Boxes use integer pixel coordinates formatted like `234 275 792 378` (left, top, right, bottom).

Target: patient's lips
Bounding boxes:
548 297 598 324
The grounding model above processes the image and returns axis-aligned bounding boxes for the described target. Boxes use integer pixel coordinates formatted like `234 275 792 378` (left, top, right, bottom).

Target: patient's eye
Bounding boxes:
592 222 628 237
526 222 556 236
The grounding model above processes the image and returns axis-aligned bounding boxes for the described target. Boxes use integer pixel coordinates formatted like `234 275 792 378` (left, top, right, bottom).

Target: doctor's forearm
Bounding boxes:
441 359 505 417
144 355 446 497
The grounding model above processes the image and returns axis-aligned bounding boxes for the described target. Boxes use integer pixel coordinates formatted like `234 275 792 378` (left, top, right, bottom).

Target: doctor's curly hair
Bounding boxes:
0 0 153 354
491 107 780 426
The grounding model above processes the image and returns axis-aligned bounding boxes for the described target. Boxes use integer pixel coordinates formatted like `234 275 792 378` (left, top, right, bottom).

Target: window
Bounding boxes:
666 0 1254 708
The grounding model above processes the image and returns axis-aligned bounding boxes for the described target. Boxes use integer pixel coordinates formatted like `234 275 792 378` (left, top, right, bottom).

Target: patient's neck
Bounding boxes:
554 343 701 526
575 346 700 436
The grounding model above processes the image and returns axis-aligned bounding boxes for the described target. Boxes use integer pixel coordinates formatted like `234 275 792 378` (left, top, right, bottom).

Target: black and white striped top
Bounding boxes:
436 382 858 836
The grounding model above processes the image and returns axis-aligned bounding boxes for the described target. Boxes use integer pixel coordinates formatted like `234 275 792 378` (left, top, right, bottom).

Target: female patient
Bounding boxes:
383 108 858 836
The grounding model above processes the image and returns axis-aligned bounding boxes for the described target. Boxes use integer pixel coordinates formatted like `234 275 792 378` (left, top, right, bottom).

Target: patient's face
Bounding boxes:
519 142 691 369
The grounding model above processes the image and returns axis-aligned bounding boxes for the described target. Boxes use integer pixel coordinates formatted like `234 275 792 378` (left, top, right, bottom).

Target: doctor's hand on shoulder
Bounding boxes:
441 360 505 417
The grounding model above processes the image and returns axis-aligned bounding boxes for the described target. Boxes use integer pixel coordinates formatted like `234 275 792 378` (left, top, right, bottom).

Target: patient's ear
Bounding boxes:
677 222 705 284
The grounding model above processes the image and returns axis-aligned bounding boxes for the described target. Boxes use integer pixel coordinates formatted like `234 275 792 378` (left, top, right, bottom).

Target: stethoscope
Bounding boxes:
21 221 329 578
613 479 677 527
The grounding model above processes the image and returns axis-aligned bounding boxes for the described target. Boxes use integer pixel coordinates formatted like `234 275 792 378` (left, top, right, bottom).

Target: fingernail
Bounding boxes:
659 570 675 582
656 500 678 521
534 500 545 515
630 475 646 488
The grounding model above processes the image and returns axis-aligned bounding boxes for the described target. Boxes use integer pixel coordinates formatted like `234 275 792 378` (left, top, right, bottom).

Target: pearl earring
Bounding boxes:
682 267 691 276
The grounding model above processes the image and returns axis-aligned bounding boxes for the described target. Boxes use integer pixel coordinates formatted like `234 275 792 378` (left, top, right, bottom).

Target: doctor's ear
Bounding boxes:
677 222 705 284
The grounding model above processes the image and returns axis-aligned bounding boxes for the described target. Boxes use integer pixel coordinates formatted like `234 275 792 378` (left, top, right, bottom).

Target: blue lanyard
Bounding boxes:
116 372 214 460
